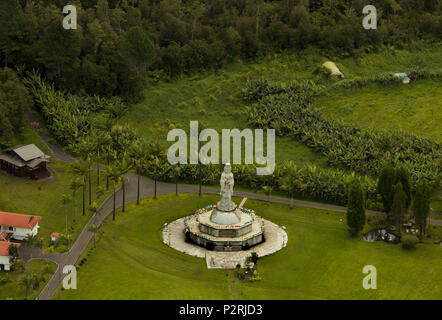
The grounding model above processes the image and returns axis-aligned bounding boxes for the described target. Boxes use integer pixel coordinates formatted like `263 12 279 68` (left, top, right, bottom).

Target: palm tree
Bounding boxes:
70 179 83 221
117 157 132 213
24 233 40 246
279 164 299 209
89 201 100 224
93 131 109 191
106 165 119 221
61 194 71 237
70 161 88 216
129 141 148 205
261 185 273 203
88 224 99 247
149 156 163 200
280 176 298 209
77 137 94 207
20 274 33 299
172 165 181 196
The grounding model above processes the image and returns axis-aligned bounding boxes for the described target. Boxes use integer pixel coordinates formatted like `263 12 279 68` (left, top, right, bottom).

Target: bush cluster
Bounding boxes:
243 80 441 186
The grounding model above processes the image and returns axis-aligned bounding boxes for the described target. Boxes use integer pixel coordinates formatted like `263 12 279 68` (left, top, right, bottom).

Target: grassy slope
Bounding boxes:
122 49 333 167
0 259 57 300
316 79 442 142
59 194 442 300
123 46 441 167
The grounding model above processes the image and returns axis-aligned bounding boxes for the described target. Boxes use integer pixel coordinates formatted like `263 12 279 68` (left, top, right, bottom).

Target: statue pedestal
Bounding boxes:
186 206 264 252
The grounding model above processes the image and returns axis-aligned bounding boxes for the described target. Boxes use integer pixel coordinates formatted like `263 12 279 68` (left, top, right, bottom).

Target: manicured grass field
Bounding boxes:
0 259 57 300
316 79 442 142
59 194 442 300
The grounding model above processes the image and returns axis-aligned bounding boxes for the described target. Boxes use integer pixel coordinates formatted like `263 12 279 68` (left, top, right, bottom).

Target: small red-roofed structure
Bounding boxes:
0 242 20 271
51 232 60 242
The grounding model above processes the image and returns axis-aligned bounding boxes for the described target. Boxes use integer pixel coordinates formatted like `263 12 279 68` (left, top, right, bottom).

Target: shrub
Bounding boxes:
234 267 245 280
250 252 259 265
55 245 68 253
43 246 55 254
250 270 262 282
402 235 419 250
0 276 10 286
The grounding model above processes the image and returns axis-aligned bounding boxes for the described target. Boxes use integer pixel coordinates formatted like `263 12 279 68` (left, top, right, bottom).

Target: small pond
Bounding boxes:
363 229 400 244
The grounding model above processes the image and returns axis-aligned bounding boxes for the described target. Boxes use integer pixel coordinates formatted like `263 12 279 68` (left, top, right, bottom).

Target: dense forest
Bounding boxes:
0 0 440 211
1 0 440 100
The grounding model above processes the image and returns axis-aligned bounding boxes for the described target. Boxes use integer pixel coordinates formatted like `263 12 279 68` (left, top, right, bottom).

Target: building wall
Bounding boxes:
0 160 26 177
0 255 10 271
0 223 39 240
10 223 39 240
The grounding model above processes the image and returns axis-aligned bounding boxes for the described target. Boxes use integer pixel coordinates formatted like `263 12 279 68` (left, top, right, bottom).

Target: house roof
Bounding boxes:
4 144 49 162
0 154 25 167
0 212 42 229
12 144 45 162
0 241 20 257
0 232 13 242
1 144 50 168
26 158 46 169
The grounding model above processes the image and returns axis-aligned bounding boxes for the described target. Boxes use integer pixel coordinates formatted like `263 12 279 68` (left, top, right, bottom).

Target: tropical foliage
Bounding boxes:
243 79 441 187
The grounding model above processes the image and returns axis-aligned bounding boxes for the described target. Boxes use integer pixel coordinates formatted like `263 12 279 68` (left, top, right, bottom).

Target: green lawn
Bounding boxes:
59 194 442 300
0 259 57 300
316 79 442 142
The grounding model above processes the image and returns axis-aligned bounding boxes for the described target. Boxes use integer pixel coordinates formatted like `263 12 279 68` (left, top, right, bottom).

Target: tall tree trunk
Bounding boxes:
199 164 202 196
65 206 68 235
113 186 116 220
88 169 92 206
256 3 261 41
82 183 86 216
73 191 77 220
122 179 126 212
137 175 140 205
198 141 202 196
106 153 110 191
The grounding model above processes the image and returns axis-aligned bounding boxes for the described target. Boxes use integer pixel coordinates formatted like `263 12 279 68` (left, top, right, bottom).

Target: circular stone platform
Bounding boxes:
162 211 288 269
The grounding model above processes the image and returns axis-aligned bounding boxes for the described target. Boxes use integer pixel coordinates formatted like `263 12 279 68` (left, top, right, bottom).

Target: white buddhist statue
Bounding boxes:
216 163 237 212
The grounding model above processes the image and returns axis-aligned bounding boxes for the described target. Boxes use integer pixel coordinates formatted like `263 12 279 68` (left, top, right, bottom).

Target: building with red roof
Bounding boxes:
0 241 20 271
0 211 42 241
51 232 60 242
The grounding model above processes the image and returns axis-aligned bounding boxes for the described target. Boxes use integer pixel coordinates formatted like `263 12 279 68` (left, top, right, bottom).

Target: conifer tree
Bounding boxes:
347 180 366 236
